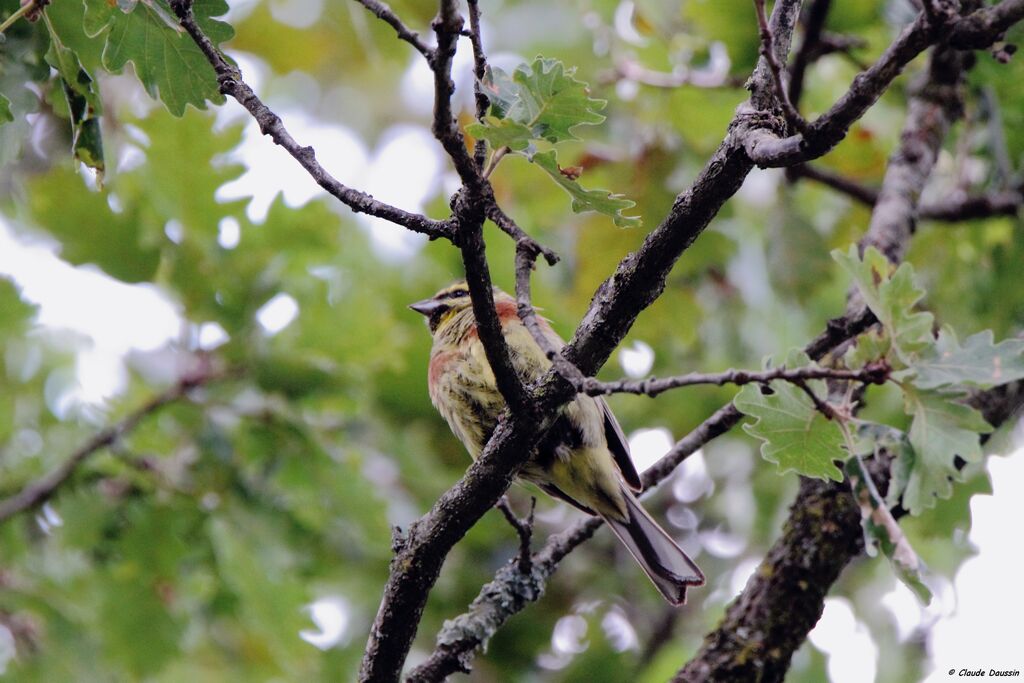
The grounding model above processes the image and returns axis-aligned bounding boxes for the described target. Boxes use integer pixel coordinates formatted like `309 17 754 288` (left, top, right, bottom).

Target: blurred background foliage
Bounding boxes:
0 0 1021 680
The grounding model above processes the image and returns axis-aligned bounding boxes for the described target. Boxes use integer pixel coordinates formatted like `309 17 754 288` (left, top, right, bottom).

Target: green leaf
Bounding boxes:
733 350 847 481
848 455 932 604
901 386 991 515
59 77 105 175
465 116 535 152
42 14 105 175
84 0 234 116
907 328 1024 390
844 328 890 369
477 57 606 144
833 245 934 363
44 0 107 75
0 93 11 124
530 150 641 228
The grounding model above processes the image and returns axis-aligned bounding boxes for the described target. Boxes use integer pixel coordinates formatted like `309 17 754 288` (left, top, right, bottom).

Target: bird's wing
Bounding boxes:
600 398 642 491
536 482 596 515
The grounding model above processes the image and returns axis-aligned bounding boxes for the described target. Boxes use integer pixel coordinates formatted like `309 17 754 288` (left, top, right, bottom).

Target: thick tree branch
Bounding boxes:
674 462 878 682
169 0 452 241
0 369 224 524
561 0 803 380
858 41 967 261
948 0 1024 49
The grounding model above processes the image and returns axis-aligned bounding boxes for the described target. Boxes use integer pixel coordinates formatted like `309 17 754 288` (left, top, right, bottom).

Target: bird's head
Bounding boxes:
409 281 515 336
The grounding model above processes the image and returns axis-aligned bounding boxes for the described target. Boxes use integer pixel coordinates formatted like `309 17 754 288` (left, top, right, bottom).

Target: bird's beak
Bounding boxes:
409 298 444 317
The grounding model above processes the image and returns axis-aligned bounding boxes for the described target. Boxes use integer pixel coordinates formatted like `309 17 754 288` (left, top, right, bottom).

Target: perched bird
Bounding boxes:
410 281 704 605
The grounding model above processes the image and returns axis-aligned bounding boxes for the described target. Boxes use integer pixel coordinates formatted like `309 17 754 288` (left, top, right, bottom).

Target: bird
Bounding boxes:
410 281 705 605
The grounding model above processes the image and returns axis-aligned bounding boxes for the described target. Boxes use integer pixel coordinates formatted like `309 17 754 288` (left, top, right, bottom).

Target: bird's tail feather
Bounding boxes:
599 491 704 605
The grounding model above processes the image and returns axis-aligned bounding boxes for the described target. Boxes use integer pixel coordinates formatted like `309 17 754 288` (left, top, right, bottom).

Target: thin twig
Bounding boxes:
481 145 509 179
754 0 808 132
787 0 833 106
352 0 434 59
513 246 587 393
429 0 484 189
486 204 559 265
0 0 43 34
495 496 535 575
788 163 1024 221
466 0 490 168
0 370 227 524
786 163 880 204
169 0 453 242
580 362 889 399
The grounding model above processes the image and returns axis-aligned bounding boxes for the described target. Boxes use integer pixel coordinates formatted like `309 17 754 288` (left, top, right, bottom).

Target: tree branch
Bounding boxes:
429 1 484 190
0 369 225 525
744 0 1024 168
789 163 1024 221
465 0 489 167
753 0 807 131
674 461 877 682
579 362 888 399
352 0 434 59
169 0 453 241
495 496 535 576
787 0 833 106
949 0 1024 49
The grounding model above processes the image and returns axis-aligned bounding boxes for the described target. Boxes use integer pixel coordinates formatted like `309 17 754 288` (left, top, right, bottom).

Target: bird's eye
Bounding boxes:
438 287 469 300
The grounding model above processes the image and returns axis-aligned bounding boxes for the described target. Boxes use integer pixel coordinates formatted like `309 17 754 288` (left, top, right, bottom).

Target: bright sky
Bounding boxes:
1 39 1021 680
